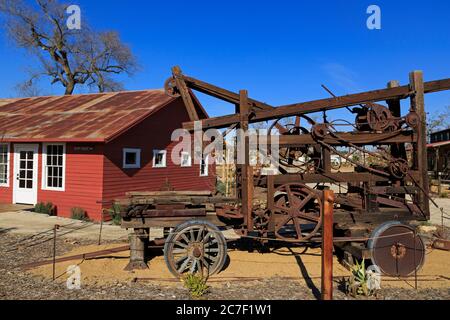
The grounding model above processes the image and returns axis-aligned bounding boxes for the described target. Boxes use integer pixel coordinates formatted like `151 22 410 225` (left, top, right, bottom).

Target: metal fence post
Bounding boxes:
52 224 60 281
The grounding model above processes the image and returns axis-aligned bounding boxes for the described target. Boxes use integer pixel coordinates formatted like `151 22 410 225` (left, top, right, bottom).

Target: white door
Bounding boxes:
13 144 39 205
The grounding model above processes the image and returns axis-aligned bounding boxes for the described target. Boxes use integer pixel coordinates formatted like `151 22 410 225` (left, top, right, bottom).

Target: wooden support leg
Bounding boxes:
125 229 149 271
409 71 430 218
238 90 254 231
322 190 335 301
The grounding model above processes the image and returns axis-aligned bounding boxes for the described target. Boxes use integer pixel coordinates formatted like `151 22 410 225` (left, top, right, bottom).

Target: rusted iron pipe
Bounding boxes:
21 245 130 270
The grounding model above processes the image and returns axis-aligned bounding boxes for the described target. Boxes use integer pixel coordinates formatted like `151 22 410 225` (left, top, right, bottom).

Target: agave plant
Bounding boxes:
346 259 375 297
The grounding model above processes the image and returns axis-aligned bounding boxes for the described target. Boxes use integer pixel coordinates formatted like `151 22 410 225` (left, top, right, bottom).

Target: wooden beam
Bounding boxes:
183 78 450 131
269 131 417 146
183 74 287 133
409 71 430 218
172 66 199 121
183 75 275 111
237 90 253 230
272 171 421 184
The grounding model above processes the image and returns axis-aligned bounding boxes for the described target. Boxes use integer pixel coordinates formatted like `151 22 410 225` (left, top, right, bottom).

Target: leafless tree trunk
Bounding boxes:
0 0 137 95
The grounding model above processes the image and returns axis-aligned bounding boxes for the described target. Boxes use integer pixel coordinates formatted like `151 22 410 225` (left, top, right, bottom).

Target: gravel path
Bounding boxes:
1 233 449 300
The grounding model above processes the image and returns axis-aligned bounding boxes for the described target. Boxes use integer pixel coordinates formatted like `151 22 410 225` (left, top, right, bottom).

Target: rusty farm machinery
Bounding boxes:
120 67 450 280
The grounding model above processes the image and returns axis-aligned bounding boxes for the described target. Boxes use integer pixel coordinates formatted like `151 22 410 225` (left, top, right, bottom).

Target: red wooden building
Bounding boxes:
0 90 215 221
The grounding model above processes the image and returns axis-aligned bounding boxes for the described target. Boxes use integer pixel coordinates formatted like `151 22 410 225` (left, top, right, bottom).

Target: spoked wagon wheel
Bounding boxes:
164 220 228 279
273 183 323 241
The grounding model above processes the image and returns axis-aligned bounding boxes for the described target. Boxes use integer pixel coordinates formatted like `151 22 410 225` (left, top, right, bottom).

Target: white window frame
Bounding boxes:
123 148 141 169
42 143 66 192
153 150 167 168
200 155 209 177
180 152 192 167
0 143 10 187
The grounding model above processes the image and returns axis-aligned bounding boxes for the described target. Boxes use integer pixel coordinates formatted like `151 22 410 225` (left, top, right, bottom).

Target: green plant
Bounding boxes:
440 192 448 199
108 203 123 225
34 202 55 215
345 259 376 297
71 207 88 221
216 180 226 196
183 274 209 298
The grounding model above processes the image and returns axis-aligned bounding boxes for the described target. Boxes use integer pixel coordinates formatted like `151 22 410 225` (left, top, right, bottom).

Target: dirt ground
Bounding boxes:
30 241 450 291
0 210 129 241
1 201 450 300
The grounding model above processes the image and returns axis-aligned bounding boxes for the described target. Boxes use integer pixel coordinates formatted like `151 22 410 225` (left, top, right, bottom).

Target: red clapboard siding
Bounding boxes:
38 143 104 220
102 99 216 202
0 98 215 222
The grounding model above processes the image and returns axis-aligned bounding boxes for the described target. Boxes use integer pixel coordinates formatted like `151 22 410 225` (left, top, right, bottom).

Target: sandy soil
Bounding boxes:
30 242 450 290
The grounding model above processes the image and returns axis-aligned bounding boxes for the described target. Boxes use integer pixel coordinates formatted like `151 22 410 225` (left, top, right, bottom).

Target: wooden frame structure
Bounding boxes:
121 67 450 282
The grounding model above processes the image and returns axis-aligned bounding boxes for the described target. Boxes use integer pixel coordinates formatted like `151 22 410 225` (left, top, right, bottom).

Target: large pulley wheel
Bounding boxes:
368 222 425 277
164 220 227 278
273 183 322 241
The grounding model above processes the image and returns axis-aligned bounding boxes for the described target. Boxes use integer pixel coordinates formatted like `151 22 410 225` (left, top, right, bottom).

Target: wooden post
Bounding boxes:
124 229 148 271
98 209 104 246
321 190 334 301
238 90 254 231
409 71 430 218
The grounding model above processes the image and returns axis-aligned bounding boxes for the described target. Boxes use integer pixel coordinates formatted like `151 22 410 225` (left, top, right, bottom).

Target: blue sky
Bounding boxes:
0 0 449 120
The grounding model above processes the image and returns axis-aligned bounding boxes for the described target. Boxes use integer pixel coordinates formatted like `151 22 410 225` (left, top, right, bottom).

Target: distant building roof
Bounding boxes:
430 127 450 135
0 90 192 143
427 140 450 148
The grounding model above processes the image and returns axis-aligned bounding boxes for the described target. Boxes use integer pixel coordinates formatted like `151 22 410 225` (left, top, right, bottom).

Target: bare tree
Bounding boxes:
0 0 137 95
427 105 450 135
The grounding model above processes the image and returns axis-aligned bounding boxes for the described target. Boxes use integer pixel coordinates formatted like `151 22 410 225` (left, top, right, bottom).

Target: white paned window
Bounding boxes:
153 150 167 168
0 144 9 186
200 155 209 177
181 152 192 167
123 148 141 169
42 143 65 191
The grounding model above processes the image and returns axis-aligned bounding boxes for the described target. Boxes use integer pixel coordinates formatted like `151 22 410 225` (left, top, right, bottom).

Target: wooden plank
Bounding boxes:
333 209 427 224
126 191 212 197
121 215 228 229
371 186 418 194
122 196 238 206
183 78 450 130
140 209 206 218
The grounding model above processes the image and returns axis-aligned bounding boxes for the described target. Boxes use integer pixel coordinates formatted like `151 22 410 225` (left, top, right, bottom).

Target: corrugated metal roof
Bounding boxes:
0 90 176 143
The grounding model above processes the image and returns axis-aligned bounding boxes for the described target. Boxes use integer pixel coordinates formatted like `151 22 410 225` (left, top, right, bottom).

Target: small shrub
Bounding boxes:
71 207 88 221
34 202 55 215
216 180 226 196
108 203 123 225
440 192 448 199
183 274 209 298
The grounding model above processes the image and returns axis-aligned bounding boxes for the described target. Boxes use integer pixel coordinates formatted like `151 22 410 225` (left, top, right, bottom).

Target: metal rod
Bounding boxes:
52 224 59 281
414 230 418 290
98 209 104 246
